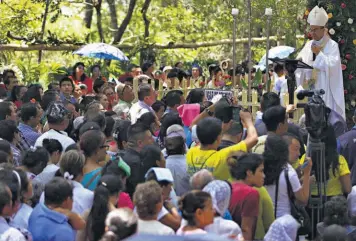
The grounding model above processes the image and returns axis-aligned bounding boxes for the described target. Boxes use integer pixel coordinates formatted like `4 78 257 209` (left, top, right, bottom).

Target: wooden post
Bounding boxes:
133 77 138 102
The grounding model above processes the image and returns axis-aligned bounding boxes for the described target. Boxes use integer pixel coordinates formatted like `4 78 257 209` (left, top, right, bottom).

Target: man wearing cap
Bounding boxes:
35 102 75 151
338 110 356 186
296 5 345 120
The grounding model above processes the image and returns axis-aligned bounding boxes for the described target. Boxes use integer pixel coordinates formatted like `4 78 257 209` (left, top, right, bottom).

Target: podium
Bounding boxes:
269 58 313 105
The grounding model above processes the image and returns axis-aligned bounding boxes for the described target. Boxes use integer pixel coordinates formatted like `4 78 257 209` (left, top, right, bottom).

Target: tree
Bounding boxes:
306 0 356 122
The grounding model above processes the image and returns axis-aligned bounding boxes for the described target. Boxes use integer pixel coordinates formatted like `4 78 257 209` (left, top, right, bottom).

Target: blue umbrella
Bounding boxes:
255 46 295 70
73 43 129 61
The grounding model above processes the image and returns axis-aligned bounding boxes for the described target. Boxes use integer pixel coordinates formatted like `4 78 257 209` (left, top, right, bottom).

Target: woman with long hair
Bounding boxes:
22 84 43 104
71 62 93 94
8 85 27 108
264 134 311 218
77 174 123 241
80 130 108 190
301 125 351 197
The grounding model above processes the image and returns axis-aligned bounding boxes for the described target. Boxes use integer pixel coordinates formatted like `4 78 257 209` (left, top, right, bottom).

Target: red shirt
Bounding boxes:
117 192 134 209
70 75 93 94
229 182 260 226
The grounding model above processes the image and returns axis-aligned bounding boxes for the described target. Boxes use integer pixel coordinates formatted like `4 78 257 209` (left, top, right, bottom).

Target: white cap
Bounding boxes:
307 6 328 26
163 66 173 72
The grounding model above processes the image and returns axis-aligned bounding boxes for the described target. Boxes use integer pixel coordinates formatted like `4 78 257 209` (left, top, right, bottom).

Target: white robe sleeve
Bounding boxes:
313 48 340 72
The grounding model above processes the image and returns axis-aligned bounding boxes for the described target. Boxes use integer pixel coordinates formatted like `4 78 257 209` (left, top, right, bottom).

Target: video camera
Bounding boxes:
297 89 329 140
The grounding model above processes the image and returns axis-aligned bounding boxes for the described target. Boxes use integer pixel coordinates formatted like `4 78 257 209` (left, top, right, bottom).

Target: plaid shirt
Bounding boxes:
18 123 41 147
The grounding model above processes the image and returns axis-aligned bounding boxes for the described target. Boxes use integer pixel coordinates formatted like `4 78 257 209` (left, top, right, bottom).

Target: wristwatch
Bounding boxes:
205 108 214 116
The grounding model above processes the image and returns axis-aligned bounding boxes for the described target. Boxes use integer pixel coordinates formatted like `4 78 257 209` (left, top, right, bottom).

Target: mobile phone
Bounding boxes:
301 160 310 170
232 106 241 123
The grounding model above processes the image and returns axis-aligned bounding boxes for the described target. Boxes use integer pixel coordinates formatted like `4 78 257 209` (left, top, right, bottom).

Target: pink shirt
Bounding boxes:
117 192 134 209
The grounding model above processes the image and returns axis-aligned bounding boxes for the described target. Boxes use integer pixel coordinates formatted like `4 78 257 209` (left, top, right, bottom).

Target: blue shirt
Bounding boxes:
81 168 102 191
60 92 77 104
29 203 75 241
18 123 41 147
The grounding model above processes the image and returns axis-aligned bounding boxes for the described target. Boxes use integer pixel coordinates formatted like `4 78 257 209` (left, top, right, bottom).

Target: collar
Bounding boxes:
138 101 151 110
19 122 36 131
313 34 329 46
40 203 68 224
352 125 356 130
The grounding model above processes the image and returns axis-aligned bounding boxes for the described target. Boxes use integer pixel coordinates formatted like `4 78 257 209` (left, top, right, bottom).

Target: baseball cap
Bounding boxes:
166 124 186 139
46 101 70 124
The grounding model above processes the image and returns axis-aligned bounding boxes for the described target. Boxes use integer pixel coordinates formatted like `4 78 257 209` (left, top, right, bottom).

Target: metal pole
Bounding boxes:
265 15 271 91
247 0 252 102
233 16 237 87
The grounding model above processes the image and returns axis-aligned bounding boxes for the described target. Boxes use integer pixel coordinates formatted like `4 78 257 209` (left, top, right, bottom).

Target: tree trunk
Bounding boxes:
95 0 105 42
141 0 152 39
114 0 137 44
106 0 119 40
84 0 94 28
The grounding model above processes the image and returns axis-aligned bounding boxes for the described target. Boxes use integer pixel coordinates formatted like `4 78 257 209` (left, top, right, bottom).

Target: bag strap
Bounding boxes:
284 168 296 202
192 152 216 173
274 172 280 218
84 169 101 189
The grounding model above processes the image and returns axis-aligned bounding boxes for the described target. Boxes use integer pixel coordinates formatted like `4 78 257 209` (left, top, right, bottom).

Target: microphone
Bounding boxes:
312 41 316 61
297 89 325 100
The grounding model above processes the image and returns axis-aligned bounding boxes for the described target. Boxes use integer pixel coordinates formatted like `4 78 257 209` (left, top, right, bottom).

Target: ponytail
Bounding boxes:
85 175 122 241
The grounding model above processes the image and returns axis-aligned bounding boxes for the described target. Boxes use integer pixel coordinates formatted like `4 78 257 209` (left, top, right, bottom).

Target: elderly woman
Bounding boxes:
264 215 300 241
203 180 242 239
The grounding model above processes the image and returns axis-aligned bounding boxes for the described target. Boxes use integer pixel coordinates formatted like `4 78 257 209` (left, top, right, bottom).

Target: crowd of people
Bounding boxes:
0 59 354 241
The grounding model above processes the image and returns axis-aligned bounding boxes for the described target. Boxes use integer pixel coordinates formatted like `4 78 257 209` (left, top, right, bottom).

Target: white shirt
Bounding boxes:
137 219 175 235
40 180 93 215
347 186 356 217
166 155 191 196
129 101 150 124
35 164 59 186
205 217 242 238
266 164 302 218
35 129 75 152
0 217 27 241
10 204 33 230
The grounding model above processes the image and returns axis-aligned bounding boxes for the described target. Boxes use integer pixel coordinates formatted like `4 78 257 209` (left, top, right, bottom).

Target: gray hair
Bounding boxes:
190 169 214 190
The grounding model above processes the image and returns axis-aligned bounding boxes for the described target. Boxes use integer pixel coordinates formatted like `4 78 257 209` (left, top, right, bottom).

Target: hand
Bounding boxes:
286 104 296 113
303 157 313 176
311 45 321 55
239 110 253 125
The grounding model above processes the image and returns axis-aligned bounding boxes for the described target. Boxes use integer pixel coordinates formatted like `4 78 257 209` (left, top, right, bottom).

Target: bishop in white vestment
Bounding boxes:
295 6 346 120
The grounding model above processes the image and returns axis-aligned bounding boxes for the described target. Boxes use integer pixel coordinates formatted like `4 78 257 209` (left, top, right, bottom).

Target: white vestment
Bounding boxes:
295 36 346 120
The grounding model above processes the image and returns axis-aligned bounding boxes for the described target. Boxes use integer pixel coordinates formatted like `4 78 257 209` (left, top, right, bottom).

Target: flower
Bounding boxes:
329 28 336 35
348 18 354 24
346 54 351 60
336 22 341 27
258 84 263 89
305 9 310 16
340 39 345 44
328 13 333 19
349 74 354 80
341 3 346 9
342 64 347 70
344 90 348 95
353 39 356 45
30 98 36 103
226 81 232 86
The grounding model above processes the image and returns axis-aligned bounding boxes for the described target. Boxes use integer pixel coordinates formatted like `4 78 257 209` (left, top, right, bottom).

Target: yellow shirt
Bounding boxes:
186 141 247 180
254 187 275 240
299 154 350 196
